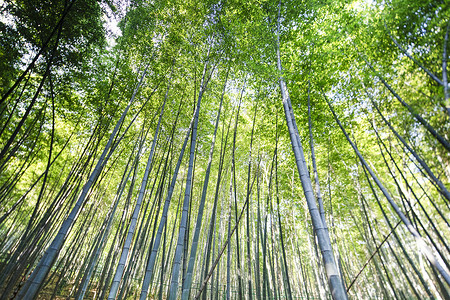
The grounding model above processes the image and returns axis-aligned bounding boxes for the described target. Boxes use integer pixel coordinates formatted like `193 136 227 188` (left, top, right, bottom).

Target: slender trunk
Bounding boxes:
275 3 347 298
76 141 137 300
108 68 170 300
274 115 293 300
231 78 246 300
226 182 232 300
254 170 262 300
168 52 212 300
181 67 228 300
245 99 259 300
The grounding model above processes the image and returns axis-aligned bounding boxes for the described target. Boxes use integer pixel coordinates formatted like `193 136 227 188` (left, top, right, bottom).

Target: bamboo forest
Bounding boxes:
1 0 450 299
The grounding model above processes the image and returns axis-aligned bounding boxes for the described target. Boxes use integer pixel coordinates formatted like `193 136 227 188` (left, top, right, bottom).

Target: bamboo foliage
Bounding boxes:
0 0 449 299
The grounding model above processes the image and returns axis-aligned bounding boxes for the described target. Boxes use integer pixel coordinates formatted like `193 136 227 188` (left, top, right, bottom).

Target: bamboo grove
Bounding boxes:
0 0 449 299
